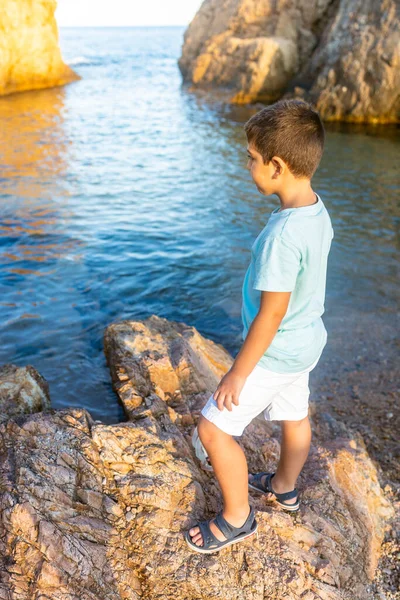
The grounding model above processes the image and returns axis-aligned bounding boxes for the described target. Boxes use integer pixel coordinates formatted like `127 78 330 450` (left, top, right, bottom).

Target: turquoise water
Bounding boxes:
0 27 399 423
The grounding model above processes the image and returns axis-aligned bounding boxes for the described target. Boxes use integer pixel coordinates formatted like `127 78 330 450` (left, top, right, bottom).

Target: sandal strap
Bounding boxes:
213 512 235 539
251 472 298 503
251 471 274 492
276 488 298 502
198 520 220 549
213 506 254 539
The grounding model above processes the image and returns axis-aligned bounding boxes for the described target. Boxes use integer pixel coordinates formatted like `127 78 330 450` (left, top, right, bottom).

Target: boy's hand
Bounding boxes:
213 369 247 412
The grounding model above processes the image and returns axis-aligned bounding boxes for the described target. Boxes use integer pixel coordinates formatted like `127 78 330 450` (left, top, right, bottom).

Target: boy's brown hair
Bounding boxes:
244 99 325 179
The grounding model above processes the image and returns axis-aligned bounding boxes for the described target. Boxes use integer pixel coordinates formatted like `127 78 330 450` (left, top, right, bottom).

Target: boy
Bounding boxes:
185 99 334 554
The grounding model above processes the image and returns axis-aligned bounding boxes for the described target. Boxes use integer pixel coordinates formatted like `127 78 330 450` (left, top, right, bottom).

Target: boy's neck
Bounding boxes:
275 182 317 211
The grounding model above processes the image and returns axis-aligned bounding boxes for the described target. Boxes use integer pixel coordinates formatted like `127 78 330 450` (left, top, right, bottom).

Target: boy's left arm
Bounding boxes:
213 290 291 411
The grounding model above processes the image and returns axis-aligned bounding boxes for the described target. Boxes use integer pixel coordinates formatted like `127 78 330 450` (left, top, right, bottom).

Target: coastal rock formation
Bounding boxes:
178 0 400 123
0 0 79 96
0 316 394 600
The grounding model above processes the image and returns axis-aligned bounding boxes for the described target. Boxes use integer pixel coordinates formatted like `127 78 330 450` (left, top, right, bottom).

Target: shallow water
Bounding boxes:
0 27 399 423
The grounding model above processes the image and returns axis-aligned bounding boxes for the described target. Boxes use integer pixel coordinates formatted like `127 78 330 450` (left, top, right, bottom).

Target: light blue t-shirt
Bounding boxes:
241 192 334 373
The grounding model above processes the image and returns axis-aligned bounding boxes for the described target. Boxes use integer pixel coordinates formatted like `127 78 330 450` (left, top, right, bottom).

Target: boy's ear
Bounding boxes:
271 156 284 178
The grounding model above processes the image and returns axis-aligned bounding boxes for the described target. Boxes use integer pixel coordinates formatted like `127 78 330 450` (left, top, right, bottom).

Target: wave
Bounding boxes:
67 56 92 66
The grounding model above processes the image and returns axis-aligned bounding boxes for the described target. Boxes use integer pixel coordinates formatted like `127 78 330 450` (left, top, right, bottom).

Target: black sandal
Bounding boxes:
248 472 300 512
185 506 258 553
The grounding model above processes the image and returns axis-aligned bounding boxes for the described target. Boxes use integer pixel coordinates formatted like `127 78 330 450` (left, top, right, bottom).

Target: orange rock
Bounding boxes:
0 0 80 97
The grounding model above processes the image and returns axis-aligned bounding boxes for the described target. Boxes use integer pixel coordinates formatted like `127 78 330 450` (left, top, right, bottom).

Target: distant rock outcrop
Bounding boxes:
178 0 400 123
0 315 395 599
0 0 79 96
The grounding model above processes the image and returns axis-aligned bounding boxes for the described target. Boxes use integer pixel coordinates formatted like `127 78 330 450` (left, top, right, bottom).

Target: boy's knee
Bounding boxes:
282 415 310 427
197 415 226 446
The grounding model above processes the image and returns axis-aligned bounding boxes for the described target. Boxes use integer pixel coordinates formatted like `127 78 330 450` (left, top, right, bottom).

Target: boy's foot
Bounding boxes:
248 472 299 510
188 506 252 547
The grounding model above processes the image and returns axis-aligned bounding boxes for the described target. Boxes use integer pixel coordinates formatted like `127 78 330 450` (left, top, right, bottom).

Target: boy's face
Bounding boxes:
246 142 284 195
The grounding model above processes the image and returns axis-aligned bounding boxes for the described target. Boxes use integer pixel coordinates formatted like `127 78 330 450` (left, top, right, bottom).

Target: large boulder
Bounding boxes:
0 0 80 96
0 317 394 599
178 0 400 123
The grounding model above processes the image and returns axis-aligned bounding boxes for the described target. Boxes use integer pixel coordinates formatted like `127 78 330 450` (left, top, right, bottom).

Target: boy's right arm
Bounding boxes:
231 290 291 378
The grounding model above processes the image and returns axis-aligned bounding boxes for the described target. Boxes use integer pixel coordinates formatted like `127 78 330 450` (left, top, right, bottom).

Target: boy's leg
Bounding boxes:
188 414 251 547
248 415 312 504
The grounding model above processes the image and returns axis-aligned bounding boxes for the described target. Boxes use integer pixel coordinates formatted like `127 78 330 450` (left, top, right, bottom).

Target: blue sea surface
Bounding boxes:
0 27 399 423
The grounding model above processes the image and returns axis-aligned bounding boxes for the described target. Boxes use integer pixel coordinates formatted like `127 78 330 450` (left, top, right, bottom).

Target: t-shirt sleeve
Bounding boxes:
253 236 301 292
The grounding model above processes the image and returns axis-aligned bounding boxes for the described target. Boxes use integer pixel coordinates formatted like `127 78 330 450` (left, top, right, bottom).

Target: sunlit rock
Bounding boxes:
0 0 80 96
178 0 400 123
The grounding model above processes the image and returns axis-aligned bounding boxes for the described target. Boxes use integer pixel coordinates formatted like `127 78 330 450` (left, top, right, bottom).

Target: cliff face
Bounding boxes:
0 316 395 600
178 0 400 123
0 0 79 96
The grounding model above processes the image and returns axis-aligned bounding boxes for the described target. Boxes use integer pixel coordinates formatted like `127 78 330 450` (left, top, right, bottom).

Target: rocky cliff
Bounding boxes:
0 0 79 96
178 0 400 123
0 315 396 599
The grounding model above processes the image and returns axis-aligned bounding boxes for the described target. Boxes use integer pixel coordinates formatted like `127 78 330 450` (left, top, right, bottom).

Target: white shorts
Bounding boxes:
200 356 320 436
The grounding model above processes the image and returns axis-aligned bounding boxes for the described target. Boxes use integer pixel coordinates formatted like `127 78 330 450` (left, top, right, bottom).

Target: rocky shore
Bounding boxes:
0 0 79 96
0 315 397 599
178 0 400 123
